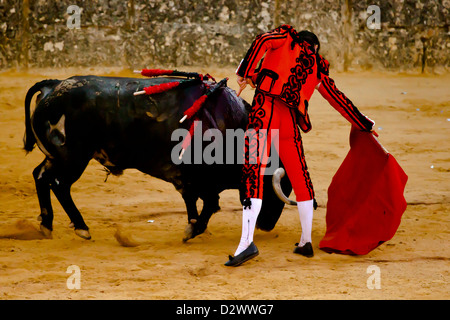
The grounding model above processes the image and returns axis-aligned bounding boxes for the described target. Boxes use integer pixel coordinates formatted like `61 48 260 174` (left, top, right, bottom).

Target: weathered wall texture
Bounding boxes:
0 0 448 72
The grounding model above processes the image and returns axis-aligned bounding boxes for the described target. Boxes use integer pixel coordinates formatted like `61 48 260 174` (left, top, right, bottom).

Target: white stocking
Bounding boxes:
234 198 263 256
297 199 314 246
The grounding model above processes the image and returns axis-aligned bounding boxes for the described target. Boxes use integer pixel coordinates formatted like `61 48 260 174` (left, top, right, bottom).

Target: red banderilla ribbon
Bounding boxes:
179 77 228 123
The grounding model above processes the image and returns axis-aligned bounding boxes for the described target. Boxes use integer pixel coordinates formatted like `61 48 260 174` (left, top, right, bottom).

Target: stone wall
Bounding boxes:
0 0 448 72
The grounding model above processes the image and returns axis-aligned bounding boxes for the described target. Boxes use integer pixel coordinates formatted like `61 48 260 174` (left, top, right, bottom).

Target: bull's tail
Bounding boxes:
24 79 61 152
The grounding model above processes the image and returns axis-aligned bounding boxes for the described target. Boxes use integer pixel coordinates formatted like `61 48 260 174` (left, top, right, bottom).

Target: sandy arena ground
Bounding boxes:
0 67 448 300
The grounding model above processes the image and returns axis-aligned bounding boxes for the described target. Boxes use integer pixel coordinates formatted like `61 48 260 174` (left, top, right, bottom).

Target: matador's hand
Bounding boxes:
236 76 255 97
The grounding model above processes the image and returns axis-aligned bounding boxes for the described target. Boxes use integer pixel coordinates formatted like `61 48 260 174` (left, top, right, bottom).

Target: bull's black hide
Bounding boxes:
24 75 292 240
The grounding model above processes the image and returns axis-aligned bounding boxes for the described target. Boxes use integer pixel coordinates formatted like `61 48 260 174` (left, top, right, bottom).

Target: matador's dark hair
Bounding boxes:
276 25 320 53
276 25 327 77
296 30 320 53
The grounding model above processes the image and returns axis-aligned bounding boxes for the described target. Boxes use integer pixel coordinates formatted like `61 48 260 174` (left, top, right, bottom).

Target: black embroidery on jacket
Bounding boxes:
279 49 315 108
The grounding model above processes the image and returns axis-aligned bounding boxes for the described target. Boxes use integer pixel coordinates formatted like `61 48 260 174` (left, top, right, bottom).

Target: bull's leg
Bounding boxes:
183 191 220 241
33 156 91 239
193 193 220 237
50 159 91 239
182 188 199 223
51 181 90 239
182 189 200 242
32 158 54 238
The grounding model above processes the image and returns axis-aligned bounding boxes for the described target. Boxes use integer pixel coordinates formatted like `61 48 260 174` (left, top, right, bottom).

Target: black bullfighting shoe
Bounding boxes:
224 242 259 267
293 242 314 258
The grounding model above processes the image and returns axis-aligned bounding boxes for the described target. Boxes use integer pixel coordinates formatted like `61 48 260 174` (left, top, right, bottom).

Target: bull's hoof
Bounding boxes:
183 221 209 242
75 229 91 240
37 215 42 222
68 222 74 228
183 223 194 242
39 224 53 239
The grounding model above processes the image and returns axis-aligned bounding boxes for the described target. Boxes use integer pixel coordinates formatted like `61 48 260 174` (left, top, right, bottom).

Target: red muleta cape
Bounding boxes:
319 126 408 255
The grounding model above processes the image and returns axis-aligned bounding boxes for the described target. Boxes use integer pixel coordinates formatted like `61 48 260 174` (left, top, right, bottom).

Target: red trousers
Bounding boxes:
243 91 314 202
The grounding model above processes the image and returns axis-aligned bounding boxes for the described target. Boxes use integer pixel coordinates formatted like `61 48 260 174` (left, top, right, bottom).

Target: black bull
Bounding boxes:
24 75 292 241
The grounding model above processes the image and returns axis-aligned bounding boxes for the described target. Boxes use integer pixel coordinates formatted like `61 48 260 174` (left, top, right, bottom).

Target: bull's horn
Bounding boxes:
272 168 297 205
133 90 146 96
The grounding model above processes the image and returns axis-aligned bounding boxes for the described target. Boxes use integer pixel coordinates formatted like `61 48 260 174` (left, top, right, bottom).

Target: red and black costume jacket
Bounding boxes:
236 24 374 133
